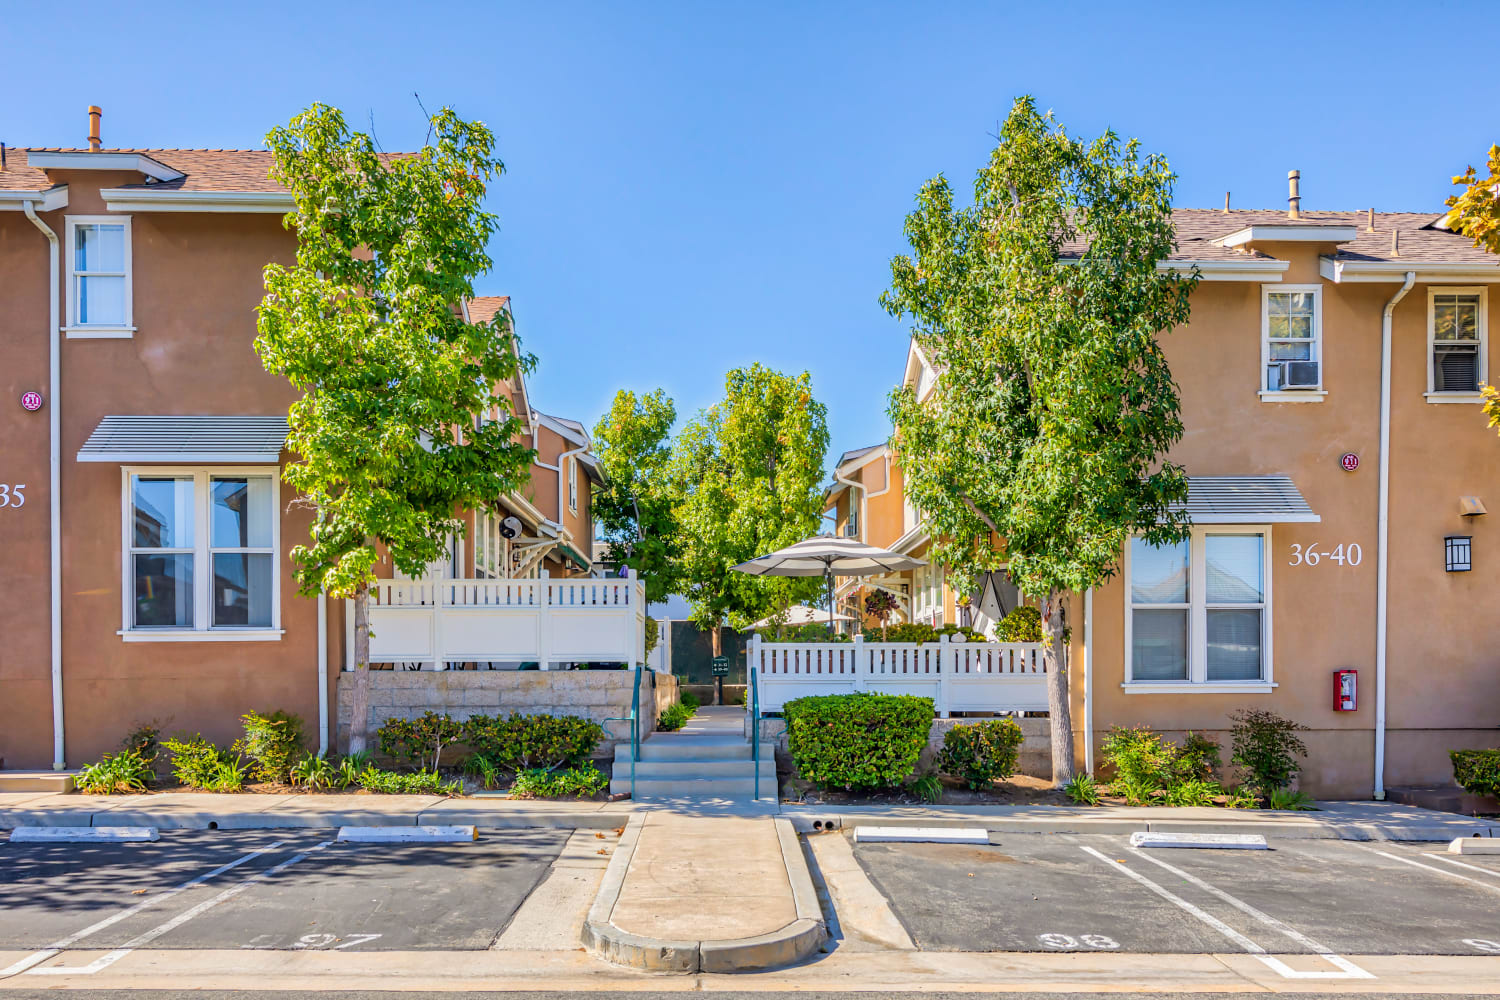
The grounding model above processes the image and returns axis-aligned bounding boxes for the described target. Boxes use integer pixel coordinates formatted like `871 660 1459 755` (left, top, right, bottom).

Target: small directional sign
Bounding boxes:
711 655 729 676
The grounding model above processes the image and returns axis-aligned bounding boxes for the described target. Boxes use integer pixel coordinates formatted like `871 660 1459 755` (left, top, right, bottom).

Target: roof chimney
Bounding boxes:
87 106 101 152
1287 169 1301 219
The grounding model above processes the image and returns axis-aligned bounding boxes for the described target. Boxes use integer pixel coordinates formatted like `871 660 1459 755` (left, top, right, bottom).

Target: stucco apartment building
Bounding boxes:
0 122 602 770
827 184 1500 798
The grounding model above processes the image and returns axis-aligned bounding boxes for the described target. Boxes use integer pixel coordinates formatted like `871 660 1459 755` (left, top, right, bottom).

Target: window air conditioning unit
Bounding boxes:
1268 360 1320 390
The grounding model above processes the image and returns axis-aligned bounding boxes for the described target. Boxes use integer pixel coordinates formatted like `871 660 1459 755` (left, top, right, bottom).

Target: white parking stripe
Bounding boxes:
1079 846 1372 981
1127 848 1372 979
27 841 333 977
1424 853 1500 882
1370 848 1500 896
0 842 283 980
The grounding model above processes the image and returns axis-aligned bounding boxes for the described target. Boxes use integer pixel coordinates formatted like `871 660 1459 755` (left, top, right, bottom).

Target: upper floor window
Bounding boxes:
1428 288 1487 400
124 469 279 639
567 457 578 513
845 486 860 538
1261 285 1322 396
1125 527 1272 690
66 217 133 337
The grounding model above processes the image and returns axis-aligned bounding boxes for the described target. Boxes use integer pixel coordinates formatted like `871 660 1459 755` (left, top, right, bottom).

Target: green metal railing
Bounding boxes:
604 663 646 799
750 648 761 801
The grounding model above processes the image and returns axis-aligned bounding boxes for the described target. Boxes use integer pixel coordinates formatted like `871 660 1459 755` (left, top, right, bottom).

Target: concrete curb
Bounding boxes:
782 811 1496 843
0 809 628 832
581 815 826 973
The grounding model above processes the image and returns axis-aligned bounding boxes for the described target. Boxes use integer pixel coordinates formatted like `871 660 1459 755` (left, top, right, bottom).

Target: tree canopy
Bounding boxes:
256 103 534 749
883 96 1196 782
1447 145 1500 424
592 388 680 603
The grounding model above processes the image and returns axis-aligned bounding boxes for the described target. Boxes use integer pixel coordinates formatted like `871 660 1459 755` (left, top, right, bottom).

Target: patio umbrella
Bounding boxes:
750 603 855 630
732 536 927 632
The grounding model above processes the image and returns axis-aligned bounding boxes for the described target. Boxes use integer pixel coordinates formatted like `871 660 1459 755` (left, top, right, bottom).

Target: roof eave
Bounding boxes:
1319 257 1500 284
28 151 185 182
0 186 69 212
1157 258 1290 282
100 189 293 214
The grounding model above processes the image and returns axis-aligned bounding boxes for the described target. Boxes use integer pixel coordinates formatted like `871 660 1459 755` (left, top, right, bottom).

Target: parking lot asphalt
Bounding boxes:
853 833 1500 958
0 827 571 954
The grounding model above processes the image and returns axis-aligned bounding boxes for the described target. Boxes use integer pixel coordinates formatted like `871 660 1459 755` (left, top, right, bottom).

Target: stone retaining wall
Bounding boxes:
751 715 1053 781
336 670 677 752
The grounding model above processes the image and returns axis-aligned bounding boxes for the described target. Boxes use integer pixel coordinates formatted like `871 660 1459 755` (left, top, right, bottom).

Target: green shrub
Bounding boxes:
995 606 1043 642
462 713 602 773
337 752 372 789
162 735 247 792
121 721 165 770
1099 726 1178 790
289 753 338 791
377 712 466 772
1177 732 1222 782
464 753 504 790
234 710 305 784
907 773 943 804
509 764 608 799
1163 779 1222 808
644 616 660 656
679 690 701 712
1222 785 1260 809
879 623 937 644
1062 773 1100 805
784 693 933 791
1229 710 1309 796
1112 776 1161 806
357 766 462 795
1451 750 1500 799
76 750 154 795
1265 787 1315 811
936 719 1024 789
658 702 694 732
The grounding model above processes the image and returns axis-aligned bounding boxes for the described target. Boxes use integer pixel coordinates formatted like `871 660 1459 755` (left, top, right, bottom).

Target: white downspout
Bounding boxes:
24 200 64 771
1374 270 1415 801
1083 587 1094 775
317 592 329 756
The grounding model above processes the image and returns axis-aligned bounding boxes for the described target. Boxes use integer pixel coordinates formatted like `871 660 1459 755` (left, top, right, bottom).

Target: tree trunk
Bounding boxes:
710 622 723 706
348 580 372 754
1041 589 1075 787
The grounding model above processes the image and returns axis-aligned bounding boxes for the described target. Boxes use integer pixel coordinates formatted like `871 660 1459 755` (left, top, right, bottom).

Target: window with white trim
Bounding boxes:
1126 527 1271 687
1261 285 1321 392
845 486 860 538
66 216 133 334
567 458 578 513
124 470 279 635
1428 288 1487 397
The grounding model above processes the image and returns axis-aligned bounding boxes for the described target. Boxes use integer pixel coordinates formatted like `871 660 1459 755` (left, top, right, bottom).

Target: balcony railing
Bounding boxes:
747 633 1047 715
348 570 646 671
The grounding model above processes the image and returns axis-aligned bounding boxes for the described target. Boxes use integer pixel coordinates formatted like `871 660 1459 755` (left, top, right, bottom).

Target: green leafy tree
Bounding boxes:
1447 144 1500 256
672 364 830 658
592 388 679 603
883 96 1196 785
256 104 535 752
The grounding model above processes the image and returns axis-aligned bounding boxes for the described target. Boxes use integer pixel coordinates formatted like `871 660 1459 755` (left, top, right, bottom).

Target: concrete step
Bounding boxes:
618 740 775 763
609 775 771 797
623 760 776 780
0 771 75 794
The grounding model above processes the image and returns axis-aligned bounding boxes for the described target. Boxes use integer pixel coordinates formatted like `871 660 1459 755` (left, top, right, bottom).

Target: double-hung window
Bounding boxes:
1261 285 1322 397
1428 288 1487 400
1125 527 1272 690
123 469 280 639
846 487 860 538
66 216 133 337
567 458 578 513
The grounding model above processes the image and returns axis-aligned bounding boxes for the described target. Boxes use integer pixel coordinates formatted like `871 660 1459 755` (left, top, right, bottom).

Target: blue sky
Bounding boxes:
9 1 1496 463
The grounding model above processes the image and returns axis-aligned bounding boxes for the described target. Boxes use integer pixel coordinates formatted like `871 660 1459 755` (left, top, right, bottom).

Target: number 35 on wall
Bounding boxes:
0 484 26 508
1289 542 1362 567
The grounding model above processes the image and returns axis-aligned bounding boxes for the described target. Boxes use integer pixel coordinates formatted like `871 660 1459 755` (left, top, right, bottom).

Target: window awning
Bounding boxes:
77 415 290 464
1171 475 1320 524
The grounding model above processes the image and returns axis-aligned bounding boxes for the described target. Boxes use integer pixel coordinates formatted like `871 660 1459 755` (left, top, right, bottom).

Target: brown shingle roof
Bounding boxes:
3 147 415 194
467 295 511 324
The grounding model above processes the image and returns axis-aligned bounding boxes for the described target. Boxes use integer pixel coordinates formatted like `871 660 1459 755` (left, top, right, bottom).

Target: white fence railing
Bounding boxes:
349 570 646 671
748 634 1047 715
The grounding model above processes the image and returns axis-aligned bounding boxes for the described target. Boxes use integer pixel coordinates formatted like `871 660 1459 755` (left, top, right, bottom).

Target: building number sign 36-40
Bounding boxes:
0 484 26 508
1289 542 1362 567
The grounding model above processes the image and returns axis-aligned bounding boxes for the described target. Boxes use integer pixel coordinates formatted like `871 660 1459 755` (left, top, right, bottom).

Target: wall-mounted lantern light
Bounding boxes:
1445 535 1473 573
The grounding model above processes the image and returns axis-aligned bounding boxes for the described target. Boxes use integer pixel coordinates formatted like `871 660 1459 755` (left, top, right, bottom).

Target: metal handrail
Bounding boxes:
603 662 645 799
750 644 761 801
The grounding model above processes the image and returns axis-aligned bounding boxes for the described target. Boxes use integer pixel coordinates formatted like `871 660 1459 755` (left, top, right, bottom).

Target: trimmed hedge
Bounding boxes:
784 693 933 790
463 712 603 772
937 718 1024 789
1451 749 1500 799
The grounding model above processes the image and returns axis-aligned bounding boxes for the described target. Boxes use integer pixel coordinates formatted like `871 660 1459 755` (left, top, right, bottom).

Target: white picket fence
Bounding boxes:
748 633 1048 715
350 570 646 671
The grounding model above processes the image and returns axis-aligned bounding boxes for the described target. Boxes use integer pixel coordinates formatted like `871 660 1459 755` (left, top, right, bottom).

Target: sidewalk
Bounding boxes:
2 787 1490 841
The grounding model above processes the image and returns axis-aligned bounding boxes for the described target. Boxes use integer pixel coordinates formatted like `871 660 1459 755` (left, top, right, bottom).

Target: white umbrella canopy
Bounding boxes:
750 603 855 629
732 536 927 632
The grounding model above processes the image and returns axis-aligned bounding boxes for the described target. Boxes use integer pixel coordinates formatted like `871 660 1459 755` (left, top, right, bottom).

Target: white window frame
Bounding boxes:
1259 284 1326 402
1123 525 1275 693
567 457 578 514
119 467 282 641
846 485 861 538
1425 286 1488 403
64 215 135 339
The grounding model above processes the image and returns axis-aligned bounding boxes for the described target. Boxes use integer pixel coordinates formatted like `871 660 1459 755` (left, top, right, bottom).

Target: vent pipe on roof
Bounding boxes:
1223 192 1230 213
1287 169 1301 219
1392 230 1400 257
87 106 101 152
1367 207 1375 232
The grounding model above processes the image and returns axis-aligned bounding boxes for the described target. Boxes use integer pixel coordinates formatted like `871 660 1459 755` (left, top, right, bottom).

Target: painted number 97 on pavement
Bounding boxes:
0 484 26 509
